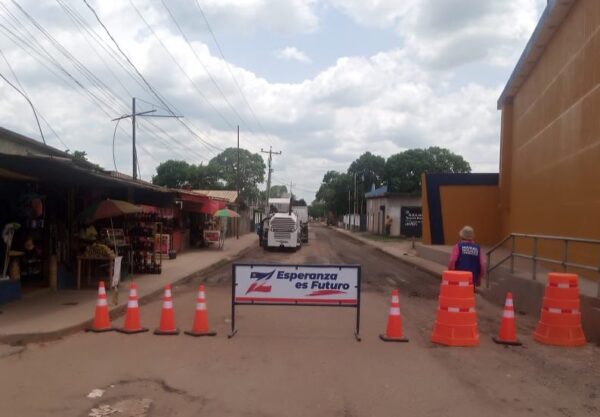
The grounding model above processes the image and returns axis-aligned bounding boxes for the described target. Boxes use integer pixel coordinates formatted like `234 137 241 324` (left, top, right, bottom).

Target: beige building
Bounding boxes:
365 185 421 236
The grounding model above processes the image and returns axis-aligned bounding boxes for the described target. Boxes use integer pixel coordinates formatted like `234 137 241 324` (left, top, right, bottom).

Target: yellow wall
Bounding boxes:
501 0 600 269
439 185 501 246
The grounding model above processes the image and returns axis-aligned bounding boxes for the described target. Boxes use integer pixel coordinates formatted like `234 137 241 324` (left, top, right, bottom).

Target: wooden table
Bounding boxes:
76 256 114 290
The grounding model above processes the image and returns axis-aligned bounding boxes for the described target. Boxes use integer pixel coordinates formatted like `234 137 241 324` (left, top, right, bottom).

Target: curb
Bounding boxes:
328 226 443 279
0 241 257 346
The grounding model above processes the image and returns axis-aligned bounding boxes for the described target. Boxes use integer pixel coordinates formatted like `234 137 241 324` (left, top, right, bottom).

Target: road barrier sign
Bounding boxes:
228 263 361 340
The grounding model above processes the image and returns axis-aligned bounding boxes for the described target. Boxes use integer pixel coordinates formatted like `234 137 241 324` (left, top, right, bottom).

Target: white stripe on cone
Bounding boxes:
391 296 400 303
97 299 108 306
196 302 207 310
389 307 401 316
503 310 515 318
163 301 173 309
127 300 138 308
130 289 138 297
198 291 205 298
506 299 513 307
99 287 106 295
165 289 172 297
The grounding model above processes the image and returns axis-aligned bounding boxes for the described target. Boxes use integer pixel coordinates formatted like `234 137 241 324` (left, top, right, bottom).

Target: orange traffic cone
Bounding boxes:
493 292 522 346
534 273 586 347
86 281 113 332
184 285 216 337
431 270 479 347
117 282 148 334
379 289 408 342
154 284 180 335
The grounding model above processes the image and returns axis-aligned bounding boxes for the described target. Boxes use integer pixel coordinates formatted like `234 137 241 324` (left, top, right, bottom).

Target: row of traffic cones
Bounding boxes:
380 271 586 347
87 282 216 336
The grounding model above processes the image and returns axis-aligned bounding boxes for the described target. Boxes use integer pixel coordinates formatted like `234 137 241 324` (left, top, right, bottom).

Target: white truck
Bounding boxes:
263 212 302 250
260 198 302 250
292 206 309 243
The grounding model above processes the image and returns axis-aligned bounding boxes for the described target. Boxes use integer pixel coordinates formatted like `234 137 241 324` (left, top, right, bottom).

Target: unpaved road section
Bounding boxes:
1 225 598 417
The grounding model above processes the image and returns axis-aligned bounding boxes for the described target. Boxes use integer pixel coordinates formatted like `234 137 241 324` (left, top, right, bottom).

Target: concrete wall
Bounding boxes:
366 196 421 236
440 185 501 246
500 0 600 270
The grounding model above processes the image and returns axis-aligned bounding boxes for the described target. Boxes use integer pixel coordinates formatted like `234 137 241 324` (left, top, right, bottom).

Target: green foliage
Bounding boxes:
316 171 352 217
315 147 470 218
207 148 266 203
152 160 193 188
153 149 266 202
385 147 471 194
308 200 327 218
69 150 102 170
348 152 386 194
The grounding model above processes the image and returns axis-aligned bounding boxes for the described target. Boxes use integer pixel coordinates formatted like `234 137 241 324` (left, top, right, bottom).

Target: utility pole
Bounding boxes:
260 146 282 214
289 180 293 215
236 125 240 240
132 97 136 179
353 172 357 231
348 189 351 230
112 97 182 180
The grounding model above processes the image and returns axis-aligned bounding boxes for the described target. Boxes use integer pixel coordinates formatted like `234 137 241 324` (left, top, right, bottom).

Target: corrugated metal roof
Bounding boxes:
191 189 238 203
497 0 577 109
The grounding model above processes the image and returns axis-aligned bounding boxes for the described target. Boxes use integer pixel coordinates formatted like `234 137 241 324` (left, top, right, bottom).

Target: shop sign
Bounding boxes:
400 206 422 237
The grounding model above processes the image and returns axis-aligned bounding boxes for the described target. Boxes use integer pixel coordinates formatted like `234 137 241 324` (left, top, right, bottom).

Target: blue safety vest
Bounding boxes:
455 241 481 284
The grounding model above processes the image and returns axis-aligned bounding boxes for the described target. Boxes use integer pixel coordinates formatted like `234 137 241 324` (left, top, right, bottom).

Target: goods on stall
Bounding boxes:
84 243 116 259
129 220 162 274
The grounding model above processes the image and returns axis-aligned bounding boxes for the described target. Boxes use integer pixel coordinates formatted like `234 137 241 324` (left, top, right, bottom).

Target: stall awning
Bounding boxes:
177 191 226 214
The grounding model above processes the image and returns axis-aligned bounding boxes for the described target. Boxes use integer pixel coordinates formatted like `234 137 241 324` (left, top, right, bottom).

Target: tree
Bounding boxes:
347 152 386 194
316 170 352 217
208 148 266 203
152 160 192 188
385 147 471 194
308 200 327 218
189 164 221 189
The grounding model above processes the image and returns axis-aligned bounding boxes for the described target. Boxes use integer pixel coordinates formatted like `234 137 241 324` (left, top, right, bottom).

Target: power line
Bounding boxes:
127 0 236 132
82 0 224 156
0 47 68 149
0 70 46 144
159 0 254 135
194 1 272 143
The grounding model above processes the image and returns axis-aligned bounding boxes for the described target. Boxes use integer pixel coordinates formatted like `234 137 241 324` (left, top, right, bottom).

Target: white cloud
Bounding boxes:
329 0 546 69
0 0 546 201
275 47 312 63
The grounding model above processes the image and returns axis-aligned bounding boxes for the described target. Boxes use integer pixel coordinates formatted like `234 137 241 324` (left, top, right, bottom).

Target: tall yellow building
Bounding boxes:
498 0 600 262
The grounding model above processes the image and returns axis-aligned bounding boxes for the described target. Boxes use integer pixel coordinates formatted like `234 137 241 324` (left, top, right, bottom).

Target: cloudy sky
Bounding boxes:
0 0 546 201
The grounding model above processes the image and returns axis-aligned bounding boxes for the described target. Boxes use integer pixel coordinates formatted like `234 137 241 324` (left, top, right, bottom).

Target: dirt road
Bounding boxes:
1 225 598 417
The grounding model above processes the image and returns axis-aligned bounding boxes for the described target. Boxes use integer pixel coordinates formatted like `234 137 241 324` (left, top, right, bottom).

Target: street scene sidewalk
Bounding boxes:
330 226 445 277
0 234 256 344
332 225 600 342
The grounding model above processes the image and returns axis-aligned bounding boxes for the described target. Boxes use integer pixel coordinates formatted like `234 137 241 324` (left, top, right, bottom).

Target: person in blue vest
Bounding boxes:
448 226 485 290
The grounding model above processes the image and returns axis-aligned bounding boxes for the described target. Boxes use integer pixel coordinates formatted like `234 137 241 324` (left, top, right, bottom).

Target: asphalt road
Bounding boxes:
1 225 598 417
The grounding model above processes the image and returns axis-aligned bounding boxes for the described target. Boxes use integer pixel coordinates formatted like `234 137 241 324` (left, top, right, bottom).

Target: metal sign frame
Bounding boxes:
228 263 361 341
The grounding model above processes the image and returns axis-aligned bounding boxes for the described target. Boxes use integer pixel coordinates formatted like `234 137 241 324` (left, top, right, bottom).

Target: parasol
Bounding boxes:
212 208 240 218
78 199 142 223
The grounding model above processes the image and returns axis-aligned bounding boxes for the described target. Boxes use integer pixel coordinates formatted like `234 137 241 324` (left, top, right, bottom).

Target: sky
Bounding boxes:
0 0 547 202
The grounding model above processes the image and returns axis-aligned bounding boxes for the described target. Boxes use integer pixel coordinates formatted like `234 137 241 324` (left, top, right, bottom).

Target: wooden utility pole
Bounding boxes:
112 97 182 180
260 146 282 214
236 125 240 239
